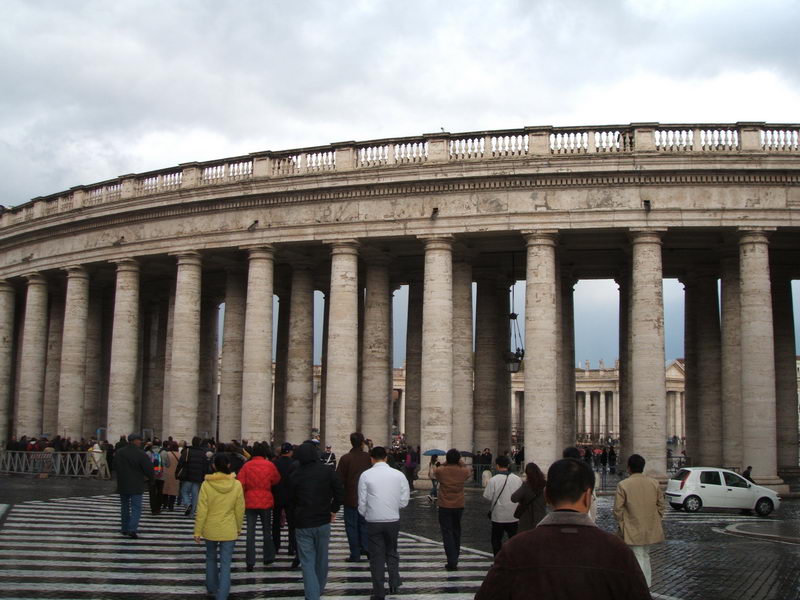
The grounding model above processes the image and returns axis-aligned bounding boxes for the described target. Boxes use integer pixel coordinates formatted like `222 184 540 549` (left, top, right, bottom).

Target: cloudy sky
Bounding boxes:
2 0 798 365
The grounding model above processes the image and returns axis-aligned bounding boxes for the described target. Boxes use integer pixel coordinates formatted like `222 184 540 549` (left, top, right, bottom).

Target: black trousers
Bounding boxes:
148 480 164 515
271 503 296 554
438 507 463 567
490 520 518 555
367 520 401 599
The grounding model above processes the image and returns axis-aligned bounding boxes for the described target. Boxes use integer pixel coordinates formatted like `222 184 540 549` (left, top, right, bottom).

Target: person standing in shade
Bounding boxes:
359 446 410 600
510 462 547 532
483 455 523 555
289 441 344 600
336 432 372 562
237 441 281 571
194 454 245 600
432 448 472 570
613 453 666 588
272 442 298 560
114 432 154 539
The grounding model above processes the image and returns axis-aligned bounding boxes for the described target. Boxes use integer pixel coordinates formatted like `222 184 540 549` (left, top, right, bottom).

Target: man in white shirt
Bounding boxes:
483 455 523 555
358 446 410 600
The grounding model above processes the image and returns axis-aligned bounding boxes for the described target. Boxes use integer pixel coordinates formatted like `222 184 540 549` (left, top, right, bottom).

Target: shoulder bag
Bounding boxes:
487 474 509 520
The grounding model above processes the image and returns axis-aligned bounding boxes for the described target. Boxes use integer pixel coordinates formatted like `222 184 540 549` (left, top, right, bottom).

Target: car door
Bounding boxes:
697 470 726 508
722 471 754 509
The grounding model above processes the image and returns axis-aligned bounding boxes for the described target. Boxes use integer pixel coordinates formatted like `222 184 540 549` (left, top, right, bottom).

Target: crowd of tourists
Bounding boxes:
111 428 664 600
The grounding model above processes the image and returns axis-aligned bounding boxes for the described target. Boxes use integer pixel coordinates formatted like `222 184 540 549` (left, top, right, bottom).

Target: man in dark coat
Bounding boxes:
475 458 651 600
272 442 298 557
289 441 344 600
114 433 154 539
176 436 208 517
336 432 372 562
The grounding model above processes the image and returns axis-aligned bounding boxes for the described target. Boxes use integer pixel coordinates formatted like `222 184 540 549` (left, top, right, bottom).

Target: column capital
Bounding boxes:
240 244 276 259
326 239 360 256
738 228 775 244
63 265 89 279
521 229 558 246
23 272 48 286
0 279 13 294
418 234 454 250
362 249 391 267
111 257 140 273
628 228 666 244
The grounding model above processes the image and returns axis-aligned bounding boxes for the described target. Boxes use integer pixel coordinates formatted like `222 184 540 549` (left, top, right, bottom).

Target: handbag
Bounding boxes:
175 448 189 481
487 473 510 520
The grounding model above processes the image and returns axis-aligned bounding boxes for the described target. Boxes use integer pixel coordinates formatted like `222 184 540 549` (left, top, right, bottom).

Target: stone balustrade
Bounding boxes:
3 121 798 229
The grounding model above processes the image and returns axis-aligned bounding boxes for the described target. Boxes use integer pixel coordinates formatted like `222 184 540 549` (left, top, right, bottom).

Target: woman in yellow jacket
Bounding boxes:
194 454 245 600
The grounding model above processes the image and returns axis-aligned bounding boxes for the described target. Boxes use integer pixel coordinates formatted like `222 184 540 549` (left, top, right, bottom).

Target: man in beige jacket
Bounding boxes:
613 453 665 587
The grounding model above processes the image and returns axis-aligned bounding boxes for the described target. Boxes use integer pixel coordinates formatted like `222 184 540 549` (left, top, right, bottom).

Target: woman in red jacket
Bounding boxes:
236 442 281 571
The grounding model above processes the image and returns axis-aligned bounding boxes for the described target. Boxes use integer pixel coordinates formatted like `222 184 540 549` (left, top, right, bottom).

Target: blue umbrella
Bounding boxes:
423 449 446 456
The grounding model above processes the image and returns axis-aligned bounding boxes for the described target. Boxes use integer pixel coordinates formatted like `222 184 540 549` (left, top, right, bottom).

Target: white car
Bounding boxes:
666 467 781 516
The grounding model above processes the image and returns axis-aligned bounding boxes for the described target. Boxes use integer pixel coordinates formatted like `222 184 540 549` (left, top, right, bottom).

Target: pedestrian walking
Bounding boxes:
475 458 650 599
509 462 547 532
145 441 164 515
359 446 410 599
193 454 245 600
335 432 372 563
483 455 522 555
431 448 471 571
237 441 281 571
114 433 154 539
177 436 209 518
742 465 754 482
289 441 344 600
426 456 441 503
563 446 598 521
272 442 298 560
613 453 666 587
161 441 181 511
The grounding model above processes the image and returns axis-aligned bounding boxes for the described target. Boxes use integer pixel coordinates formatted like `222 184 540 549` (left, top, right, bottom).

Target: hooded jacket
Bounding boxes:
194 472 245 541
289 442 344 529
237 456 281 509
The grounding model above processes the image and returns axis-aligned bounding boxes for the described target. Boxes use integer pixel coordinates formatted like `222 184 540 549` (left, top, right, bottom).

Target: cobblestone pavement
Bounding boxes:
1 476 799 599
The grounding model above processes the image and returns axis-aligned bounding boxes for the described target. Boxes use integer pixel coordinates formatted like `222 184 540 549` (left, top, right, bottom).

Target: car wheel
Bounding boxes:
670 503 683 511
755 497 774 517
683 495 702 513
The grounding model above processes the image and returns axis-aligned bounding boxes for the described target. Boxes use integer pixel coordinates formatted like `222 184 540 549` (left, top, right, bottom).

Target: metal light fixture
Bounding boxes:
505 252 525 373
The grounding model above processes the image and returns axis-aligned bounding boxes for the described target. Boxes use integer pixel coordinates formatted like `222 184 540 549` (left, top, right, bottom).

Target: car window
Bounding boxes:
672 469 690 481
700 471 721 485
723 472 749 488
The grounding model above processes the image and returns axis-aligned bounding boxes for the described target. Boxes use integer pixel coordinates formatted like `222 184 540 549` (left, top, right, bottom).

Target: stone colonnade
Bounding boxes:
0 228 797 486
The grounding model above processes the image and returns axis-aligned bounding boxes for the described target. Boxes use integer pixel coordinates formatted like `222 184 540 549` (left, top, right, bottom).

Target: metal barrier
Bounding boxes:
0 451 110 479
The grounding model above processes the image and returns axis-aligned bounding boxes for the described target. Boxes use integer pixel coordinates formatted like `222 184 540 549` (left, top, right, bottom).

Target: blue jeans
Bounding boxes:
181 480 201 515
295 523 331 600
205 540 235 600
119 493 143 534
343 506 368 560
245 508 275 566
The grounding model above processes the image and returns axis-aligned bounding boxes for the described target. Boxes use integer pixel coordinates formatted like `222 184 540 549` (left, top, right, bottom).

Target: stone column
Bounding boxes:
324 241 360 454
43 292 64 437
665 392 674 438
82 286 103 438
771 271 798 470
682 276 699 462
720 256 743 468
241 246 275 442
361 257 392 445
420 236 454 456
576 392 585 434
523 231 559 467
474 274 499 454
162 284 175 435
319 292 330 443
0 281 15 441
57 266 90 439
219 268 246 442
16 273 47 437
107 260 140 442
738 230 781 485
404 280 423 448
606 391 615 438
285 266 315 445
629 230 667 477
696 271 722 466
452 260 474 453
166 252 202 441
197 296 219 438
591 392 600 437
141 296 166 438
273 291 291 443
496 279 512 454
617 274 632 460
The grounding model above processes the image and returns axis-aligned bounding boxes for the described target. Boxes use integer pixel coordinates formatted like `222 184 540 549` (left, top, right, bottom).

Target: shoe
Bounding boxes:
246 565 254 572
263 560 274 566
290 558 300 569
127 532 138 539
120 530 129 537
389 584 400 593
184 507 192 516
345 556 361 563
445 563 458 571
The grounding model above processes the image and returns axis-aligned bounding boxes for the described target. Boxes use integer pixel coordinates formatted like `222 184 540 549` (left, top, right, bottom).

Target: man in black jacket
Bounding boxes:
289 441 344 600
114 433 154 539
177 436 209 517
272 442 298 556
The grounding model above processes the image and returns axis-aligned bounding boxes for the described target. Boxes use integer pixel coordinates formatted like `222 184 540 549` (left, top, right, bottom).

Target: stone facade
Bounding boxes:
1 122 798 488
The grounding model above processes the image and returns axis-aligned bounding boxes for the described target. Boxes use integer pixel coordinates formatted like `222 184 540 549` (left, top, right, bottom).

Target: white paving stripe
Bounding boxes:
0 494 491 598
